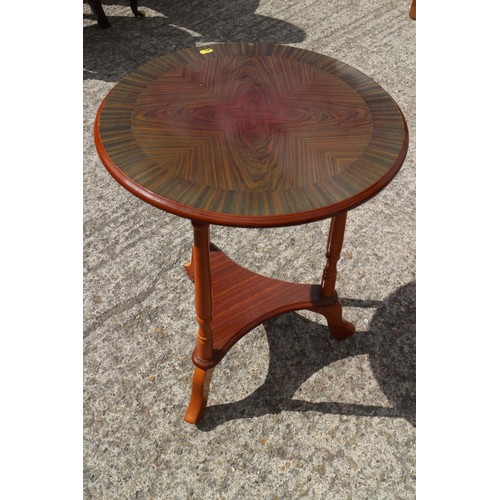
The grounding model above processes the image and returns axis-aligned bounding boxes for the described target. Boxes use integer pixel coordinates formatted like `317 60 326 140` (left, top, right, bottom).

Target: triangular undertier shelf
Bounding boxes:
184 244 354 369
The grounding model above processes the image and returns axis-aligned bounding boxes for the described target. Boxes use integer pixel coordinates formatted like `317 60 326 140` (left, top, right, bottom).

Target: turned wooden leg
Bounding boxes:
191 222 214 360
310 213 355 340
184 221 214 423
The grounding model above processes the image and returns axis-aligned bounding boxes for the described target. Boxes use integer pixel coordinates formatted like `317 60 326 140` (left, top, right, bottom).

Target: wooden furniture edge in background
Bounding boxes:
410 0 416 20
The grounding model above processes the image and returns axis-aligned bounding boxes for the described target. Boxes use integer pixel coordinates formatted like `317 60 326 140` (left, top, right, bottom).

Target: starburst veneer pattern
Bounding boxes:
95 43 407 227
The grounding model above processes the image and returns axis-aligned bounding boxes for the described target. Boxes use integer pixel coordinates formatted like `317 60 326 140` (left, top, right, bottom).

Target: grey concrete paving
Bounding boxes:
83 0 415 498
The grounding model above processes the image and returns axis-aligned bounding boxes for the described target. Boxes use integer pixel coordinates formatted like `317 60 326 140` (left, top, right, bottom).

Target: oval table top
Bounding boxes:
95 43 408 227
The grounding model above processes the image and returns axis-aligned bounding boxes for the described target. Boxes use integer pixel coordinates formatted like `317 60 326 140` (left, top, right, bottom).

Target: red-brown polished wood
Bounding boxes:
184 366 213 424
310 213 356 340
320 213 347 298
191 222 214 361
95 43 408 228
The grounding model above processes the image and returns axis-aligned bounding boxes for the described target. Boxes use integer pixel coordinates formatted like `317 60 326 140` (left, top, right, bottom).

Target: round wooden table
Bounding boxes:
94 43 408 424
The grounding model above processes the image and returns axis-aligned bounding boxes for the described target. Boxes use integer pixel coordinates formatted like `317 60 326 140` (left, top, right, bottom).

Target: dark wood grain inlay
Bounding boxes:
95 43 408 227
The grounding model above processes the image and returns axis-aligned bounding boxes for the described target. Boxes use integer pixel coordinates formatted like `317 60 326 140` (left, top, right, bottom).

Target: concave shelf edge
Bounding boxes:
184 244 340 370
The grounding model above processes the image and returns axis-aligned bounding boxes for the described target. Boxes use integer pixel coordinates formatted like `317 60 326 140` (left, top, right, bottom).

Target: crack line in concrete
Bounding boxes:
83 266 166 339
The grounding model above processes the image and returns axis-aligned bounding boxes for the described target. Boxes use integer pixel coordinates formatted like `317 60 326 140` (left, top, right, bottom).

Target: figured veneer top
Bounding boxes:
95 43 408 227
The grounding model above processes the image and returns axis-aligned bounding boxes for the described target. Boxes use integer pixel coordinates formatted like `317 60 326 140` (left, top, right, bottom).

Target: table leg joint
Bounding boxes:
308 301 356 341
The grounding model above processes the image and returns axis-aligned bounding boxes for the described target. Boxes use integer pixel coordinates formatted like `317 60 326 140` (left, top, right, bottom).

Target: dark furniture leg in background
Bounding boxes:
130 0 145 18
88 0 111 28
87 0 144 28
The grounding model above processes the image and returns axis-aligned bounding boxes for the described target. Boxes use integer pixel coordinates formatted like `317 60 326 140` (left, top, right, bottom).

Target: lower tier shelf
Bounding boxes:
184 244 353 369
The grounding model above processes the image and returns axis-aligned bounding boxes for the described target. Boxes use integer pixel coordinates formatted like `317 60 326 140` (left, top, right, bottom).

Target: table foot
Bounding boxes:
309 302 356 341
184 366 214 424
